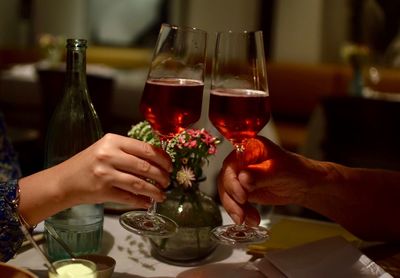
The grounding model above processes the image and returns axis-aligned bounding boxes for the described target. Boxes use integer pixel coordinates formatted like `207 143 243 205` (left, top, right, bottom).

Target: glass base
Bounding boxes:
119 211 178 238
210 224 269 245
150 243 217 266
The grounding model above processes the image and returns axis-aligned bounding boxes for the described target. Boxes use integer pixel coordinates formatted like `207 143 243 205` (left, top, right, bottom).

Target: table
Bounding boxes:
9 212 254 277
9 210 400 277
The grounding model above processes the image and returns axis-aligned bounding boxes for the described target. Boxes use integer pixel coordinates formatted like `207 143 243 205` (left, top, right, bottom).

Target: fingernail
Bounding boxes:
245 215 258 227
163 179 171 188
230 213 242 225
233 191 245 204
143 200 152 208
239 170 252 183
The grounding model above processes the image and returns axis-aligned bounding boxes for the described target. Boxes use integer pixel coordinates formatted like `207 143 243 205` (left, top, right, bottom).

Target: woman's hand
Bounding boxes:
56 133 173 207
19 133 172 225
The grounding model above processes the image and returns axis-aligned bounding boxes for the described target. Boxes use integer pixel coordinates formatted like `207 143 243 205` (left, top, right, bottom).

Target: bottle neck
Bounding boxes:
65 45 87 88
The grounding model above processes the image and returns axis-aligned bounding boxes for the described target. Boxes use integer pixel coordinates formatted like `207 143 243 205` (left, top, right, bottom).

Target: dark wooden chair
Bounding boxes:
318 96 400 170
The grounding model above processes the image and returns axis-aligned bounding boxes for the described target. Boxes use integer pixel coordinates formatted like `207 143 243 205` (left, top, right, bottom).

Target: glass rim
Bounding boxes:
52 257 97 269
161 22 207 35
215 30 263 36
66 38 87 48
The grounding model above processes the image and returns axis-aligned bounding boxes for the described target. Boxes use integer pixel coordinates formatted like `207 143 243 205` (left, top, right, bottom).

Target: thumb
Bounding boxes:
243 135 281 165
243 203 261 226
238 159 274 192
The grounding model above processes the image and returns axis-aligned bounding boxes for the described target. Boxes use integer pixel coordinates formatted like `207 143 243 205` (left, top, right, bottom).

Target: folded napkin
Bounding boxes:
256 236 392 278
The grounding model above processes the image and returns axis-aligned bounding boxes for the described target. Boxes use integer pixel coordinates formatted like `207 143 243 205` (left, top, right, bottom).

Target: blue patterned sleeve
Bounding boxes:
0 112 24 261
0 179 24 262
0 112 21 182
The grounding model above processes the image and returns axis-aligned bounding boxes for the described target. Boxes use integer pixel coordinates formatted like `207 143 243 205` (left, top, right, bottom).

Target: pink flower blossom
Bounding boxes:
208 145 217 155
187 129 201 138
188 140 197 148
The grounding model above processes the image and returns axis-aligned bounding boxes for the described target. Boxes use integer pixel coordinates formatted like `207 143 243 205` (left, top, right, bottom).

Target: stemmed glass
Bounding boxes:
208 30 271 245
120 23 207 237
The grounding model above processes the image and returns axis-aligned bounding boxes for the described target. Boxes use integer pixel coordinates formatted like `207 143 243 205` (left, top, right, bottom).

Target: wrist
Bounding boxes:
18 167 72 224
283 152 318 206
299 159 346 210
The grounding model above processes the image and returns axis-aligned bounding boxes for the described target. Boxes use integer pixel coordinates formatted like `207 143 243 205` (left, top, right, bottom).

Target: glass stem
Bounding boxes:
147 198 157 216
235 143 245 169
146 137 168 218
235 143 247 227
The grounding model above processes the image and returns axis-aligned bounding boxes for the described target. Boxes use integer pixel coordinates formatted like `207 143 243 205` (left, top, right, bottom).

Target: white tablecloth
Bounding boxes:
9 212 254 277
9 211 395 278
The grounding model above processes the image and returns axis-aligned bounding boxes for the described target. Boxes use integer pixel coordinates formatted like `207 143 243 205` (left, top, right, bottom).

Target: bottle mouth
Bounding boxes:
66 39 87 48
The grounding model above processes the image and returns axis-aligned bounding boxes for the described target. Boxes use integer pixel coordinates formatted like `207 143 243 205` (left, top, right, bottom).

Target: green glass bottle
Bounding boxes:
44 39 104 261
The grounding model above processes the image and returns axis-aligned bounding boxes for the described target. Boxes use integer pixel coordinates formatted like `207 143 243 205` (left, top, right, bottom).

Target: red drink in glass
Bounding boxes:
209 88 270 145
140 78 204 136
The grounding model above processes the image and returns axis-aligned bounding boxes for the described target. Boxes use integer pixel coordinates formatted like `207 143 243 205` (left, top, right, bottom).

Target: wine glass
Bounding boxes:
120 23 207 237
208 30 271 245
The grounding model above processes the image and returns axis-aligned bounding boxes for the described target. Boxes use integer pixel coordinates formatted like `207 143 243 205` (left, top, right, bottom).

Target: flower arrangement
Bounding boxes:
129 121 222 262
128 121 220 188
38 33 65 67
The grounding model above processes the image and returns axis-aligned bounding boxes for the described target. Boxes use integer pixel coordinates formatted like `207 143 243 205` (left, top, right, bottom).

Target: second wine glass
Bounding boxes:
208 30 271 245
120 23 207 237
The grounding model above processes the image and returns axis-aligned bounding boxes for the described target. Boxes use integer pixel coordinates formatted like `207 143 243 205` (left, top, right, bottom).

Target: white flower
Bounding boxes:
176 166 196 188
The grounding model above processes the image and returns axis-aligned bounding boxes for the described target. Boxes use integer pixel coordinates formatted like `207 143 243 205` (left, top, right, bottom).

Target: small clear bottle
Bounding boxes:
44 39 104 261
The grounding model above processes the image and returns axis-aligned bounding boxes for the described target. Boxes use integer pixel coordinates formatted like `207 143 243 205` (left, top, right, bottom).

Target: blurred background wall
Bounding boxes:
0 0 352 64
1 0 400 177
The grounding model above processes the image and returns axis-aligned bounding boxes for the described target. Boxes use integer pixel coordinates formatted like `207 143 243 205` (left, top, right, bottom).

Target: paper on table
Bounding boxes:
248 217 360 255
256 236 392 278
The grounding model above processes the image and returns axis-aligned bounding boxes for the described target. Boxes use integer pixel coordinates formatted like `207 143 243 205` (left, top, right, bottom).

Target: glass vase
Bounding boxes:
150 179 222 265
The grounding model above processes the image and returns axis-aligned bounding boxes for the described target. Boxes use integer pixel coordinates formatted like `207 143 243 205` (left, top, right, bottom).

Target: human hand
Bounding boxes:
52 133 172 209
218 136 310 225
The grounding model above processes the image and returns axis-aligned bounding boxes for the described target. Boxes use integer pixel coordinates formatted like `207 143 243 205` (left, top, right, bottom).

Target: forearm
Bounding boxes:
301 159 400 241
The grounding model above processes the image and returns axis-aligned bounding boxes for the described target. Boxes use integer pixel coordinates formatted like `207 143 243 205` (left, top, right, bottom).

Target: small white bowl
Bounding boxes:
77 254 116 278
